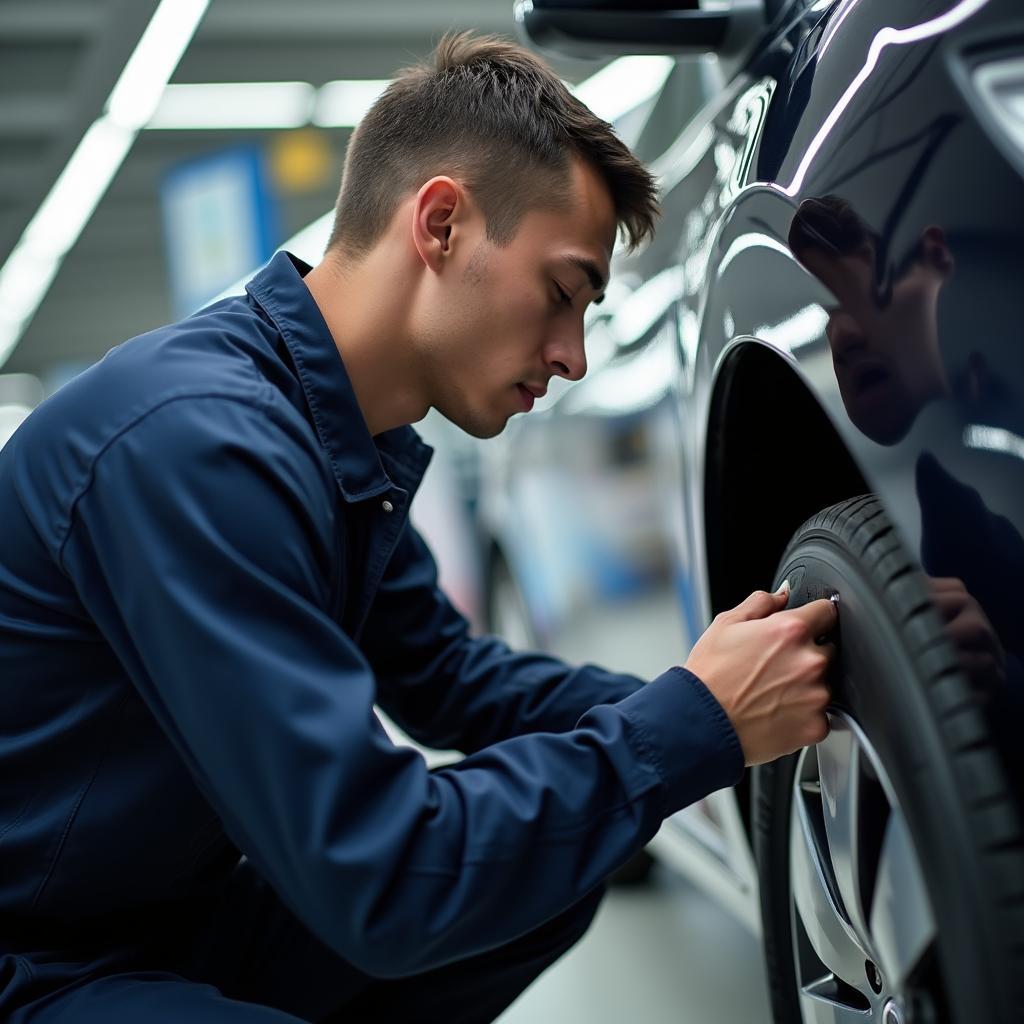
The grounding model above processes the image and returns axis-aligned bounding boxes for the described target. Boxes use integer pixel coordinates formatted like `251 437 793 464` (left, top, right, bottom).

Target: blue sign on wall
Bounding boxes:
160 145 278 318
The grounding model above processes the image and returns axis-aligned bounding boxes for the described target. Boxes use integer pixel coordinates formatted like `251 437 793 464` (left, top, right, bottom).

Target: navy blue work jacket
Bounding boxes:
0 251 743 976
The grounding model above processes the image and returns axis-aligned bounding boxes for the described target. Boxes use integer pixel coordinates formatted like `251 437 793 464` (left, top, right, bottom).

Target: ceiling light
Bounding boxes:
148 82 316 130
106 0 211 130
314 80 391 128
0 0 208 369
25 118 135 255
964 424 1024 461
756 305 830 352
971 56 1024 171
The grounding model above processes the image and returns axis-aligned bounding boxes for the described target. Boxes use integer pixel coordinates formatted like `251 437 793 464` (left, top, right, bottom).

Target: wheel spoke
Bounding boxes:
798 978 875 1023
868 810 935 989
791 780 870 985
817 719 872 944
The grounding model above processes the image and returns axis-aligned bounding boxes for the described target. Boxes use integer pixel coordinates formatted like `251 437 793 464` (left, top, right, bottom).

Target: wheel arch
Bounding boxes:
703 341 871 832
704 340 871 618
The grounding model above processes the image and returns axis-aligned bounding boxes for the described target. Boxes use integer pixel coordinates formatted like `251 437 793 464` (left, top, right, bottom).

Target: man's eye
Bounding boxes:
553 283 572 307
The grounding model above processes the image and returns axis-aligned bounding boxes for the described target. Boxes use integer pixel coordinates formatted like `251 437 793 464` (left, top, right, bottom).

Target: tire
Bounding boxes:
752 495 1024 1024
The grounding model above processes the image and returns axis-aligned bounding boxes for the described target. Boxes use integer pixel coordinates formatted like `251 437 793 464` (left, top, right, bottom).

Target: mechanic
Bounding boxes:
0 32 836 1023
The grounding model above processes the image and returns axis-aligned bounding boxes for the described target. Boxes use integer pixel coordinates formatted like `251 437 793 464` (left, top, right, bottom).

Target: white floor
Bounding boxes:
496 864 773 1024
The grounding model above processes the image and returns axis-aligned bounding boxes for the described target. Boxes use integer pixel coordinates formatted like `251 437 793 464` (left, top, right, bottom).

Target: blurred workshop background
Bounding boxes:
0 2 770 1019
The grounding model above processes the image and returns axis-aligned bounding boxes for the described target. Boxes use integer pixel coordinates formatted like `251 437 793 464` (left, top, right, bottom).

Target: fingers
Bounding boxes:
729 584 790 622
929 590 966 619
806 710 831 746
926 575 966 594
785 597 839 637
804 643 836 692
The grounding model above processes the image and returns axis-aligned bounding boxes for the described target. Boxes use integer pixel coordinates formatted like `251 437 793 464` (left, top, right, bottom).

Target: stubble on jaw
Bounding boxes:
432 240 503 438
461 240 491 286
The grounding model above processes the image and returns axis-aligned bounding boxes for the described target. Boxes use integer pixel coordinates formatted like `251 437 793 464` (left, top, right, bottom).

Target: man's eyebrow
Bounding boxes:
564 255 607 303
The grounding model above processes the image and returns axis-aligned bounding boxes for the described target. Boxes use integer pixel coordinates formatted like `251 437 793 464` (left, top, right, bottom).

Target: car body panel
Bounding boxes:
482 0 1024 928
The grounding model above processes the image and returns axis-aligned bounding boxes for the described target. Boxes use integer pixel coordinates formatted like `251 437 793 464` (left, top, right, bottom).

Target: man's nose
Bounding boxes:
827 309 869 367
543 325 587 382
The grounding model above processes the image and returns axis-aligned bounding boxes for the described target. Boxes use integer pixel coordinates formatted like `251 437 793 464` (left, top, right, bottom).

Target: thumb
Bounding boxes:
732 580 790 621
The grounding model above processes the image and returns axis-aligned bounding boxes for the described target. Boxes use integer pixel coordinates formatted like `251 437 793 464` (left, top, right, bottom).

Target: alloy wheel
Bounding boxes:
788 710 938 1023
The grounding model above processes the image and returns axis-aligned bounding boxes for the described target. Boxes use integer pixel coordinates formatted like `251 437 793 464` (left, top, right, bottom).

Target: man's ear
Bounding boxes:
412 176 461 272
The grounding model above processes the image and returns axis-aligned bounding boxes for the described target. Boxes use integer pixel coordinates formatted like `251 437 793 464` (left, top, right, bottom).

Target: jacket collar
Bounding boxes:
245 250 432 502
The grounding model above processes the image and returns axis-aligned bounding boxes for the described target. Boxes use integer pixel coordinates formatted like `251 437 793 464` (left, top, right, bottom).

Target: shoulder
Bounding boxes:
71 293 278 425
58 392 339 580
10 297 330 551
28 291 318 467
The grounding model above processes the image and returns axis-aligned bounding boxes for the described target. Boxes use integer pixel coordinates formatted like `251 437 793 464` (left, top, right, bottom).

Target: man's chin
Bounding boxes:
437 405 509 440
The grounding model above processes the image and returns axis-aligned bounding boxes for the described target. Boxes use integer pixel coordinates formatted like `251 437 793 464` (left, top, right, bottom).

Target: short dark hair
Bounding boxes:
326 31 659 259
789 195 929 304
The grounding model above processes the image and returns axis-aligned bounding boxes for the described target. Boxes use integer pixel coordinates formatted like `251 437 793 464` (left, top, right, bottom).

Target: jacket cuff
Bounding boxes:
615 667 744 816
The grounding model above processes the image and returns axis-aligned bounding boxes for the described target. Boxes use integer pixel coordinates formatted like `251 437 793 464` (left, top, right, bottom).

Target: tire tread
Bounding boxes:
753 494 1024 1023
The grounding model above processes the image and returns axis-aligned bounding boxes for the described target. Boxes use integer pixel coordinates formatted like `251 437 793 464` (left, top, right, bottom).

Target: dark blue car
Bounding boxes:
478 1 1024 1020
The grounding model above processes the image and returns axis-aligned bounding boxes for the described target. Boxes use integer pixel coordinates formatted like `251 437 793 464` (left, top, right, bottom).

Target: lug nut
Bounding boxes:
882 999 903 1024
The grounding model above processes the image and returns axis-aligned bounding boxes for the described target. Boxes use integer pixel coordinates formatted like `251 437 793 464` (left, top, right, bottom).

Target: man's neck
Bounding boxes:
303 250 429 436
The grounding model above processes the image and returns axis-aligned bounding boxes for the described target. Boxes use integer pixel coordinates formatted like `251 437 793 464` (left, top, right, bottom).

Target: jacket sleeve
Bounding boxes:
60 395 743 978
361 520 647 753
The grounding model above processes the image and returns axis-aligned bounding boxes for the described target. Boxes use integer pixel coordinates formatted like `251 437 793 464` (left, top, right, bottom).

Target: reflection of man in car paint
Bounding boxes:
789 195 954 446
789 196 1022 740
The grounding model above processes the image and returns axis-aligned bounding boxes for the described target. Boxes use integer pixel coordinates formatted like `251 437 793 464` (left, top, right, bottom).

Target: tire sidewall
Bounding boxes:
756 524 1007 1022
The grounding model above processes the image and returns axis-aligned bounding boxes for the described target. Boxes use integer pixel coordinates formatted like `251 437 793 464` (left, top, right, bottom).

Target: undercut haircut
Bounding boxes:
326 31 659 260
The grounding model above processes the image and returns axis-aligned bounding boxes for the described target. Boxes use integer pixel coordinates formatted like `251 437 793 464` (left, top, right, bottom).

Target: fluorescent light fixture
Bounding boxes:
0 244 60 327
756 304 829 352
964 424 1024 461
142 78 389 132
718 231 795 274
611 266 684 345
314 80 390 128
148 82 316 130
577 329 677 415
973 57 1024 161
572 56 674 124
0 0 208 369
106 0 211 130
25 118 135 255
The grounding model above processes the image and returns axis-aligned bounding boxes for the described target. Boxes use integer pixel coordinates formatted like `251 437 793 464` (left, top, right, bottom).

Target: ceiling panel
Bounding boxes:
2 0 601 382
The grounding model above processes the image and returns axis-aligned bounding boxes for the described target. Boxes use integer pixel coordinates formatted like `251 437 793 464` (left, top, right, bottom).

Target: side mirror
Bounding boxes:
513 0 765 59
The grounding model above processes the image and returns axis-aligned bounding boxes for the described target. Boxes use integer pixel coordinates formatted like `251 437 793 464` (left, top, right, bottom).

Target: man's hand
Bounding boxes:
684 585 838 766
926 575 1006 694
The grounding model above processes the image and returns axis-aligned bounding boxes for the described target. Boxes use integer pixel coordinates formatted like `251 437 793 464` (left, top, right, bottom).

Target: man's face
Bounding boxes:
792 210 952 445
412 159 617 439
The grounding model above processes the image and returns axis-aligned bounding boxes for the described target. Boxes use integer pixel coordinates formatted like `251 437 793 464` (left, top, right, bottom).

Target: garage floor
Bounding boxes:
496 864 772 1023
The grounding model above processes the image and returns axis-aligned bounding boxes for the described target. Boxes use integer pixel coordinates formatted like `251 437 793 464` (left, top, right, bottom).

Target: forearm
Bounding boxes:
373 629 645 753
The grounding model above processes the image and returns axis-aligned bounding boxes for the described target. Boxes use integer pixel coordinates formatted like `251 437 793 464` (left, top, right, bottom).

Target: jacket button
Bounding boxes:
382 499 394 513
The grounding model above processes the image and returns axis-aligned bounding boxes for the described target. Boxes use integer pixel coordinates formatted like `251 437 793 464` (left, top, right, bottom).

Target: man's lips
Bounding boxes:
515 383 546 412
